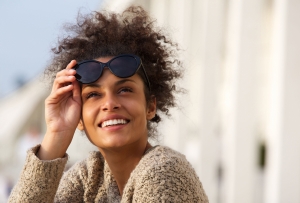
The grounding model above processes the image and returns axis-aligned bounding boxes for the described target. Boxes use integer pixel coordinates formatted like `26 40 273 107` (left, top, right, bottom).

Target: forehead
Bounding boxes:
95 56 113 63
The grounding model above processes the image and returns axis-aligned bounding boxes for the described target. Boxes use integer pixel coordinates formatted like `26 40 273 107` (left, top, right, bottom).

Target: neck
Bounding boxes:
99 141 152 196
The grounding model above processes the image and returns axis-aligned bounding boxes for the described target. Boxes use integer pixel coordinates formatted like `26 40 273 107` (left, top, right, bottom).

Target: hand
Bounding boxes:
37 60 82 160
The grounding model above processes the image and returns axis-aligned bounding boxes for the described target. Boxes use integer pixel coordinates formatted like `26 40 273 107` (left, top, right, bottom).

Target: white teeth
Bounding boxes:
101 119 128 128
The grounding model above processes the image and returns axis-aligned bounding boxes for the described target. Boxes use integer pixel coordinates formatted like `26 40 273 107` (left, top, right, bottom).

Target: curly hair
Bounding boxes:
45 6 183 138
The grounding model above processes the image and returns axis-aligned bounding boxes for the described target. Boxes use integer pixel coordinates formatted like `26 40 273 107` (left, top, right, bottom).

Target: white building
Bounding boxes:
102 1 300 203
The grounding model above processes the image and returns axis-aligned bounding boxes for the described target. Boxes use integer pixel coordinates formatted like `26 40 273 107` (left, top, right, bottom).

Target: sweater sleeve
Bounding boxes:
8 145 68 203
131 152 209 203
54 160 86 202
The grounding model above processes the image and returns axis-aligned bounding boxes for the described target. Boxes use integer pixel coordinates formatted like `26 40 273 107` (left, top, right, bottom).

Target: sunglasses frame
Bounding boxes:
74 54 151 92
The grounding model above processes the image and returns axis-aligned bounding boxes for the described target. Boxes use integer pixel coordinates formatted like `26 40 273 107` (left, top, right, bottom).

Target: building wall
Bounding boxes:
103 0 300 202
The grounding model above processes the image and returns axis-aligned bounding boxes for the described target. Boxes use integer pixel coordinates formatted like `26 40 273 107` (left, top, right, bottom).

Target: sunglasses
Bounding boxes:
73 54 151 91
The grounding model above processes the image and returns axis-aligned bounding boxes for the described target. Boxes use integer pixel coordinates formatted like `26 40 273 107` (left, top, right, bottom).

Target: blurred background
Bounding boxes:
0 0 299 202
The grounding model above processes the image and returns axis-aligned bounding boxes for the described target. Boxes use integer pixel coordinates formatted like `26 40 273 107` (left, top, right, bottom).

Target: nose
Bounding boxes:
101 92 121 111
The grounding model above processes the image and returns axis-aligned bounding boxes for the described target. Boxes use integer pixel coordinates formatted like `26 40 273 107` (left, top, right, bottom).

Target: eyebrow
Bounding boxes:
82 78 137 89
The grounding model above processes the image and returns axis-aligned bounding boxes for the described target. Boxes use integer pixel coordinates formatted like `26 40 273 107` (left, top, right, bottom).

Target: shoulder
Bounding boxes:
141 145 194 172
126 146 209 202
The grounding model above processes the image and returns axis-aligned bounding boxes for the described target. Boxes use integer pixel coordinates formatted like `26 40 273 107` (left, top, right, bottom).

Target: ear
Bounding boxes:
77 119 85 131
146 96 157 120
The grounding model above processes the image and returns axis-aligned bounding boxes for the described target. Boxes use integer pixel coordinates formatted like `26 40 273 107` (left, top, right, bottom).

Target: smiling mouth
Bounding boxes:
100 119 129 128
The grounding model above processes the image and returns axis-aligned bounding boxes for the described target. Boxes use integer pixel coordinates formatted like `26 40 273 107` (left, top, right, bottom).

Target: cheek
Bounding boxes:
125 100 148 123
82 103 99 124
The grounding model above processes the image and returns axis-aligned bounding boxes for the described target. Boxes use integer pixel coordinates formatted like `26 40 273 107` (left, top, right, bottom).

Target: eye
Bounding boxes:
118 87 133 93
86 92 100 99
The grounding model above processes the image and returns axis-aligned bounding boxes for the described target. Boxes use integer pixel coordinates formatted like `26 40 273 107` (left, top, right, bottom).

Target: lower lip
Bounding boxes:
100 124 127 131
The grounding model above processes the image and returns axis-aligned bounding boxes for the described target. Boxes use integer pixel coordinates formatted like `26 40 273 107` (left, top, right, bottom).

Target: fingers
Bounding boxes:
66 60 77 69
55 60 77 77
47 60 82 103
52 60 78 92
52 75 75 95
52 82 74 98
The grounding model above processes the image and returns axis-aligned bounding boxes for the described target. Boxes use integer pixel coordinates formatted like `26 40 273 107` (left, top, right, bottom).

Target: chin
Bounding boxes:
96 137 132 150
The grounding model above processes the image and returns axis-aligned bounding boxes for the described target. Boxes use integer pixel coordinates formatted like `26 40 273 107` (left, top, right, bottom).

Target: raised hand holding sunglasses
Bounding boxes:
37 59 82 161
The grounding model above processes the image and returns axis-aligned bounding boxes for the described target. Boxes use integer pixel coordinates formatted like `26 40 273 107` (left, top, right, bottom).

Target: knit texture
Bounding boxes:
8 145 209 202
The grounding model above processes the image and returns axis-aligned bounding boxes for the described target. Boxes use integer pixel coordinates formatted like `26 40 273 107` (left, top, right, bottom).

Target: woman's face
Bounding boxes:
77 57 156 151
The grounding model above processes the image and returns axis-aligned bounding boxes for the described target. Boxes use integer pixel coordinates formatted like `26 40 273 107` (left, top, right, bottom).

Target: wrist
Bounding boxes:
37 131 73 160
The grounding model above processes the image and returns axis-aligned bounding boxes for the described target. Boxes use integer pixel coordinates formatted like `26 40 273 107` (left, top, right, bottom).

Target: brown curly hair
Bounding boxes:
45 6 183 138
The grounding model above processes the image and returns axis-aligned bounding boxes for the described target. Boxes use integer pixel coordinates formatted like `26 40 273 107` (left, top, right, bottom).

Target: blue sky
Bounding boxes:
0 0 103 97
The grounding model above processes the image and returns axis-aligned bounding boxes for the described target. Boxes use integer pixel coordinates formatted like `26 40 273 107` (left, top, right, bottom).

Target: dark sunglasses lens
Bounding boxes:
110 56 139 78
76 62 102 84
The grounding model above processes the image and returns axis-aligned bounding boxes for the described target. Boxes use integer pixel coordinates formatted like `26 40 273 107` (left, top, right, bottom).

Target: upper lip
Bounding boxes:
98 114 130 127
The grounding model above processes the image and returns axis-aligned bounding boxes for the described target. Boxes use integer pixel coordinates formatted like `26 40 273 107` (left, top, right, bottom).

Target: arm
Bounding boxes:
38 60 82 161
8 145 68 203
9 61 83 202
9 146 87 203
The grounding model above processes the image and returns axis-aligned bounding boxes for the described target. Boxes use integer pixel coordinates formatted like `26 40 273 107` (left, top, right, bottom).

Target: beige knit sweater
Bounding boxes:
8 145 208 202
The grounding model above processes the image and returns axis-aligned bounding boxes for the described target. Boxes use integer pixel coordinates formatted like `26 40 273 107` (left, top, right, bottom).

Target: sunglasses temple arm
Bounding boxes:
141 64 151 92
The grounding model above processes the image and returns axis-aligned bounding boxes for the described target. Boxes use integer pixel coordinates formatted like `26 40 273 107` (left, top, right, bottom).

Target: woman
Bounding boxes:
9 6 208 202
